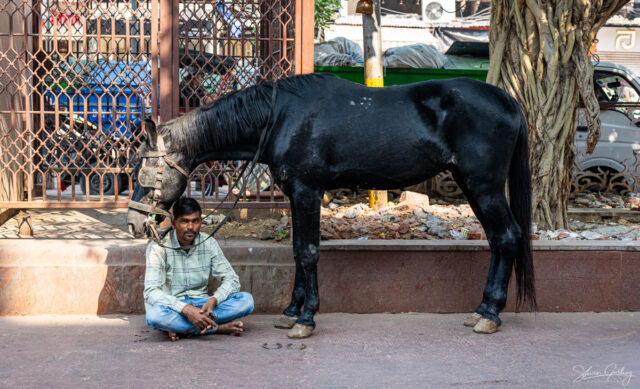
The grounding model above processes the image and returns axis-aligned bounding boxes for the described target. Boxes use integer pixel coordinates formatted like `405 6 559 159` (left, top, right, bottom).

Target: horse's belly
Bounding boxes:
327 151 447 190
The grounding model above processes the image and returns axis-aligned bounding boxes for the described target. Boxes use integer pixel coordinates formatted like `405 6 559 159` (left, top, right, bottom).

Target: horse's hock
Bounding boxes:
0 235 638 316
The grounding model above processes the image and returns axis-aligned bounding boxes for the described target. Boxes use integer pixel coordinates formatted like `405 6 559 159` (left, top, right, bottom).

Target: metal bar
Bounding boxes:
159 0 172 123
67 2 75 202
0 201 132 208
151 0 159 122
301 0 314 74
200 202 290 209
82 2 89 202
0 201 290 209
56 173 62 200
8 6 19 202
34 0 45 202
23 4 34 202
171 0 178 118
110 5 116 59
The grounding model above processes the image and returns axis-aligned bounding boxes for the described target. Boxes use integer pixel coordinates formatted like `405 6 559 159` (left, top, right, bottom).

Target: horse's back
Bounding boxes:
274 74 523 189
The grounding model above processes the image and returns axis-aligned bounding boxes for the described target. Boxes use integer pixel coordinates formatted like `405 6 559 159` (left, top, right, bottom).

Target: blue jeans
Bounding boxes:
146 292 254 335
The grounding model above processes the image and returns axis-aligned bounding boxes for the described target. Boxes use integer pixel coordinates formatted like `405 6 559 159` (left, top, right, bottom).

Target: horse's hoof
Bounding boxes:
464 313 483 327
273 315 298 329
287 324 314 339
473 318 500 334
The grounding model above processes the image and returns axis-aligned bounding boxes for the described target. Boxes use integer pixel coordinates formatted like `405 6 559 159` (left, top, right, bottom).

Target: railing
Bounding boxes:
0 0 313 209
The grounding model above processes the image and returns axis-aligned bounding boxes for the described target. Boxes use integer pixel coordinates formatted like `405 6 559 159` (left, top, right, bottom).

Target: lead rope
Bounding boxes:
148 82 278 251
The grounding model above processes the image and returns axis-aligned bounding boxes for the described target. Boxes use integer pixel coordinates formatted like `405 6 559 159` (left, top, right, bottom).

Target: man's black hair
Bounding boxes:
172 197 202 219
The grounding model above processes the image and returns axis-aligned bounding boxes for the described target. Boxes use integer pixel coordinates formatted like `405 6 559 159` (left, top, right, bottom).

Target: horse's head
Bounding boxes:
127 119 192 238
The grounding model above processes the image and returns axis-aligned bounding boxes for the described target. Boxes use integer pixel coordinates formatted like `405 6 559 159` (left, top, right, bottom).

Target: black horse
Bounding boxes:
127 73 536 338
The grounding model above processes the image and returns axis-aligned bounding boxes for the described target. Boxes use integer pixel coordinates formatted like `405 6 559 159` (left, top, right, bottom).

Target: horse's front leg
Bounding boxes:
287 186 322 339
273 198 307 329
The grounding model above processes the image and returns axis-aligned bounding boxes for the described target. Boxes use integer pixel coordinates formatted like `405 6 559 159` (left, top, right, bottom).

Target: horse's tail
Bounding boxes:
509 113 537 311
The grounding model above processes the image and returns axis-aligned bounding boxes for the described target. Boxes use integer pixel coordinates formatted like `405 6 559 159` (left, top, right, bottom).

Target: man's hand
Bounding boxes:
181 304 217 333
200 297 218 316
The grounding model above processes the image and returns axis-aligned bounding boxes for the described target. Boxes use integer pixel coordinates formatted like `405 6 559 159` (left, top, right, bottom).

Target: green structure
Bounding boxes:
314 66 488 85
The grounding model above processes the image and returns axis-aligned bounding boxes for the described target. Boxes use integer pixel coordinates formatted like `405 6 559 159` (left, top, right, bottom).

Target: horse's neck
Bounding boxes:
191 101 270 164
193 146 261 165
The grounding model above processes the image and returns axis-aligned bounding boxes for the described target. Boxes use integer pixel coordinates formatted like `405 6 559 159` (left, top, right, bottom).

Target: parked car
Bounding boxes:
575 61 640 177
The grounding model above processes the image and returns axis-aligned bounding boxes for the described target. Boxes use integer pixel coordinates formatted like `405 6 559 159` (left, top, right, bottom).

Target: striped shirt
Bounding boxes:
144 230 240 313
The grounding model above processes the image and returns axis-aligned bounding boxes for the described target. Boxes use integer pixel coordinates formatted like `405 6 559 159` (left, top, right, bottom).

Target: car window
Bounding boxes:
597 75 639 102
594 72 640 120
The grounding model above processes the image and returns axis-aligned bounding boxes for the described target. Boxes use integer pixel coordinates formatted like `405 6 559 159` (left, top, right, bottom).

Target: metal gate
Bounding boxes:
0 0 313 209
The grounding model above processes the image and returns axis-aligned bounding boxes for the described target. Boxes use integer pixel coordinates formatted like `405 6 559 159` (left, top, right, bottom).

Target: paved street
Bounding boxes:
0 312 637 388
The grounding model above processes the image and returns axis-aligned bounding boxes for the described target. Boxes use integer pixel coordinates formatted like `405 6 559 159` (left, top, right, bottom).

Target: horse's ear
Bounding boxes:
143 119 158 148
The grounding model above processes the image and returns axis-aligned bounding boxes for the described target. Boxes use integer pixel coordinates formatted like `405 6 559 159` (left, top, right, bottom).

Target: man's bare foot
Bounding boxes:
215 321 244 336
168 331 180 342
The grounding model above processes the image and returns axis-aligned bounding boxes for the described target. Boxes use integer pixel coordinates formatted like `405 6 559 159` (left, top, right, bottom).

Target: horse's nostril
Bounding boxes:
128 223 137 238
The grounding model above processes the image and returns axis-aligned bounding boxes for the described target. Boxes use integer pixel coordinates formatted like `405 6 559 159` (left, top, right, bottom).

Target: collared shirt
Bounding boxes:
144 230 240 313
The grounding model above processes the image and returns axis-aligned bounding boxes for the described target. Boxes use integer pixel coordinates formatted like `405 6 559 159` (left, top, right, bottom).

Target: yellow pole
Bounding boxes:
359 0 387 210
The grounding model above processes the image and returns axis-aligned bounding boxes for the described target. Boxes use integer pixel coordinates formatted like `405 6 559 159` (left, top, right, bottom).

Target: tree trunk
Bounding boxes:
488 0 628 229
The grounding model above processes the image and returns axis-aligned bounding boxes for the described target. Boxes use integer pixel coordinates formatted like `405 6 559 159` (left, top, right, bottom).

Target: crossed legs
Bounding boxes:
146 292 254 339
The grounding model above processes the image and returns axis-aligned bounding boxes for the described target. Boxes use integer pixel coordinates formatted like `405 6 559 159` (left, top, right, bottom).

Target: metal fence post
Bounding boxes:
295 0 315 75
159 0 177 123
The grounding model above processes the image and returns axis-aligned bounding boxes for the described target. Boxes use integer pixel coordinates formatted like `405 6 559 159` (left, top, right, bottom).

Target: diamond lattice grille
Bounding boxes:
0 0 297 206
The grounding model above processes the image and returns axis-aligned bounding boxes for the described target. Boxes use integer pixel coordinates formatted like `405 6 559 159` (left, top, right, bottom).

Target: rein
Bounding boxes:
129 83 278 250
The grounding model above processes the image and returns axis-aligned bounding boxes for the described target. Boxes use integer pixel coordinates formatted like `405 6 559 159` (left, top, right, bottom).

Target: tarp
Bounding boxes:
314 41 356 67
382 44 446 69
431 27 489 52
329 37 364 66
314 37 364 67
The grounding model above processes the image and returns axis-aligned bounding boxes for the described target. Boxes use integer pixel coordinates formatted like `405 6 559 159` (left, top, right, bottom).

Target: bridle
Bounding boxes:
128 132 190 243
128 82 278 250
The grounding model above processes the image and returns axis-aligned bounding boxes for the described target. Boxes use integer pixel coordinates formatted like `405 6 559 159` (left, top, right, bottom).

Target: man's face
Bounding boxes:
172 211 202 245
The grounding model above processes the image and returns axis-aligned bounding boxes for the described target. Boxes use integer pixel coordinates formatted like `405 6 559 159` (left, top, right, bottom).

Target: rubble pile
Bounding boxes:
570 192 639 209
319 192 484 240
205 191 640 241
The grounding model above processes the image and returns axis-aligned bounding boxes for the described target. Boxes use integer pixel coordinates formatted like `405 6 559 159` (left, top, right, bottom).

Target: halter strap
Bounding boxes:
164 156 190 177
127 200 172 218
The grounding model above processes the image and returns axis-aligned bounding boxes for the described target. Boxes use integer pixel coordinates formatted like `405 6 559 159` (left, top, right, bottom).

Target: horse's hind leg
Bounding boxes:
274 198 306 329
287 184 323 339
455 177 522 334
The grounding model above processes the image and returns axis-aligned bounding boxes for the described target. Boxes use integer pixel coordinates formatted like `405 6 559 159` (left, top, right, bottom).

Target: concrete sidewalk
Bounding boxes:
0 313 637 388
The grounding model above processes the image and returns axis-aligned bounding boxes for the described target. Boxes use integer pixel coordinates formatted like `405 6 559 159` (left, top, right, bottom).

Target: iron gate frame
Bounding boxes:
0 0 314 210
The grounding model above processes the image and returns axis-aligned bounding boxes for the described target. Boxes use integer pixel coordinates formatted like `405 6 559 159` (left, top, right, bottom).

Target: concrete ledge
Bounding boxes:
322 239 640 251
1 239 639 315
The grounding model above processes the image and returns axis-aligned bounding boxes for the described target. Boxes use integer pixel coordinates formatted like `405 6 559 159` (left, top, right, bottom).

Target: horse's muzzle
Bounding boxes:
126 208 147 238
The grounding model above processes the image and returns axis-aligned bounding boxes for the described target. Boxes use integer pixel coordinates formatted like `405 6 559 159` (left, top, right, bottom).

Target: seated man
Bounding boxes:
144 197 254 341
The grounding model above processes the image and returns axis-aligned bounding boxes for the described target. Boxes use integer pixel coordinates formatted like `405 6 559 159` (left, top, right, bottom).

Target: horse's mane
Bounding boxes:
158 73 334 158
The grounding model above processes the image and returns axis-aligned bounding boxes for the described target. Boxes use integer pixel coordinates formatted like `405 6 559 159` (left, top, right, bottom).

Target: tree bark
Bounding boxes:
488 0 628 229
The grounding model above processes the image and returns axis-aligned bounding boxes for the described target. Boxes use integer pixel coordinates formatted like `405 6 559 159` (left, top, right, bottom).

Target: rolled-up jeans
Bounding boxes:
146 292 254 335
